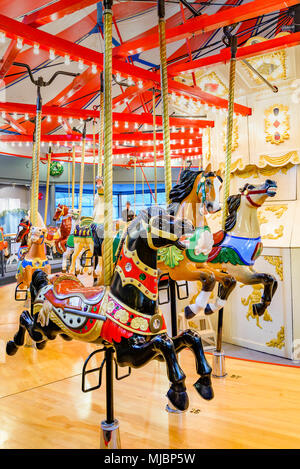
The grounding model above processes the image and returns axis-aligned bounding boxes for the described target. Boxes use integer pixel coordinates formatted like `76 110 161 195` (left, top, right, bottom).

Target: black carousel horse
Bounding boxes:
6 207 214 411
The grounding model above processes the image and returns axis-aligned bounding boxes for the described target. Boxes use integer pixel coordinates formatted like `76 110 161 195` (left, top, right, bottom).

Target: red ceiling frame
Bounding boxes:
169 30 300 75
112 0 299 57
0 102 214 128
0 13 251 114
0 132 202 143
23 0 99 27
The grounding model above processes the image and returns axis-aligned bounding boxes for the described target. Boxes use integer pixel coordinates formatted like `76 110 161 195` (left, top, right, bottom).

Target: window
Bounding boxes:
55 183 166 221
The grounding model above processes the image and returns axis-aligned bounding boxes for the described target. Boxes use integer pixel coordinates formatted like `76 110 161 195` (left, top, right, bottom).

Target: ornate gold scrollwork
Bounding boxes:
263 256 283 281
240 285 272 329
266 326 285 349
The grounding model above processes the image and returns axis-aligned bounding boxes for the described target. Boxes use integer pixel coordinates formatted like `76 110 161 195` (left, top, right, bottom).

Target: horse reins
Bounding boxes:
241 188 269 208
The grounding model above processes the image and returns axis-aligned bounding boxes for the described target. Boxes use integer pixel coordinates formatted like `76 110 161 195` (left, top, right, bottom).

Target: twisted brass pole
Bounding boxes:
78 125 86 216
32 95 42 227
98 91 104 178
30 142 36 220
92 119 96 198
158 0 172 204
72 145 76 210
103 0 114 286
44 147 51 225
134 156 137 214
152 89 158 204
222 35 237 230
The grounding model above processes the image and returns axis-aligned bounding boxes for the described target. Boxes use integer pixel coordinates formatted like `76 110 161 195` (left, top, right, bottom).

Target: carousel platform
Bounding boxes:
0 281 299 449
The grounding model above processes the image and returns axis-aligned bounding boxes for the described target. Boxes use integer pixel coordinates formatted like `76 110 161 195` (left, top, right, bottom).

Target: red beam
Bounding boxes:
0 102 215 127
0 13 251 113
0 133 202 143
113 0 298 58
169 31 300 76
23 0 98 28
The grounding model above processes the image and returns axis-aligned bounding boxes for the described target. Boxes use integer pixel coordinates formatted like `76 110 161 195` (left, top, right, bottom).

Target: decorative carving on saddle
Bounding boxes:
34 274 106 333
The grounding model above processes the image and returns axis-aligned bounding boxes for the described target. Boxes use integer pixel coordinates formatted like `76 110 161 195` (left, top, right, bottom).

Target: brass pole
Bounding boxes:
103 0 114 286
72 145 76 210
222 34 237 230
152 89 158 204
78 123 87 216
134 156 137 214
158 0 172 204
30 142 36 219
44 147 51 225
32 87 42 226
98 84 104 178
92 118 96 198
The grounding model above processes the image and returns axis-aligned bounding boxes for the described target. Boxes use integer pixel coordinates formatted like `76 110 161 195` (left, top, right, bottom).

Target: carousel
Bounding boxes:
0 0 299 451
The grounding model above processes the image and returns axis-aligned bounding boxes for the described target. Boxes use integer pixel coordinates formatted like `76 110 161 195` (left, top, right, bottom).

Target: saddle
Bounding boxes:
50 274 105 305
207 230 226 263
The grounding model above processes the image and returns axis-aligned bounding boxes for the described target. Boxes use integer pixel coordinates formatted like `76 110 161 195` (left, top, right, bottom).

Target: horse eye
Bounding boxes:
206 180 211 186
248 185 255 189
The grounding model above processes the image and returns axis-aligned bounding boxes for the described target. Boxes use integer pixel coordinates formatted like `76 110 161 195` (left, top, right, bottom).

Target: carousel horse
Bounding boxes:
61 209 81 273
157 169 237 318
201 179 278 318
16 220 51 296
69 177 104 276
0 226 9 258
15 217 31 260
6 207 214 412
53 205 78 254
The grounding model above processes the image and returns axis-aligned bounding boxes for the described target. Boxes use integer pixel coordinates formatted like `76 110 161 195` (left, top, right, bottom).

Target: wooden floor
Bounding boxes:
0 283 300 449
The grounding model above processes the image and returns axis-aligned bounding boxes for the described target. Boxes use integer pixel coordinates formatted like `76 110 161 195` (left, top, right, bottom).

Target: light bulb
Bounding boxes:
64 55 70 66
17 38 23 50
33 44 39 55
49 49 55 60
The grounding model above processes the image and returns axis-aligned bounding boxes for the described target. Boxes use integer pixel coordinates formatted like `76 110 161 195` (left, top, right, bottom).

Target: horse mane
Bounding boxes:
167 169 222 215
224 194 241 232
167 170 201 212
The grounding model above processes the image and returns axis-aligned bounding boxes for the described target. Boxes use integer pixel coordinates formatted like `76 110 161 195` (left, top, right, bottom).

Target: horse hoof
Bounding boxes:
194 375 214 401
36 341 47 350
167 385 189 411
204 304 214 315
185 306 196 320
6 341 18 356
253 303 265 317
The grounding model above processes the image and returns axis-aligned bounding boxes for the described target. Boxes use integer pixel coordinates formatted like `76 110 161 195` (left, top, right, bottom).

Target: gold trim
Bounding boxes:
123 236 157 277
115 264 158 300
262 225 284 240
241 285 272 329
264 104 290 146
266 326 285 349
263 256 283 281
258 151 299 168
264 205 287 219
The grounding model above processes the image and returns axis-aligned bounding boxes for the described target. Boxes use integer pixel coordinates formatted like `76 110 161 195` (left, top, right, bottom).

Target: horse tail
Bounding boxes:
30 269 49 303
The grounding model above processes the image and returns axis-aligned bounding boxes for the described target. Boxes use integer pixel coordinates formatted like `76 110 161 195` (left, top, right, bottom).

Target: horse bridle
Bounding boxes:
241 187 269 208
17 222 30 241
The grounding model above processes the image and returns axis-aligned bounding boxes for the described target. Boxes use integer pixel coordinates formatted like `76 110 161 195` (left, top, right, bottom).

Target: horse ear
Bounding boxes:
204 163 212 173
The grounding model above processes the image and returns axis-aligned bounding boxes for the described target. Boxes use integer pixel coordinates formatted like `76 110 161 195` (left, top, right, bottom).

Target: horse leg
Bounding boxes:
183 268 216 320
62 247 72 272
238 267 278 316
173 329 214 400
114 334 189 411
204 267 237 315
6 310 28 355
6 309 44 356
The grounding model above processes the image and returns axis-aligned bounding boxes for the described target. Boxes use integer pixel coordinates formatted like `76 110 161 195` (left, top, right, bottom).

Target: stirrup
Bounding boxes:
15 283 28 302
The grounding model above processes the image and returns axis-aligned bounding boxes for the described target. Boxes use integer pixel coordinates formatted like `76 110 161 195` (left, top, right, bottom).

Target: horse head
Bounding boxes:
195 171 223 214
239 179 277 208
16 218 31 243
53 204 68 221
30 226 46 245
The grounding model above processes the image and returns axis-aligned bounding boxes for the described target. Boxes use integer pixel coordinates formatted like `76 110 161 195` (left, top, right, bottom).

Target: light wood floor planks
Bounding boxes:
0 283 299 449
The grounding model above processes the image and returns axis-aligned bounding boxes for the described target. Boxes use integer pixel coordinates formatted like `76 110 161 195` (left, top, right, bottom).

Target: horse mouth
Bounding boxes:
266 185 277 197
